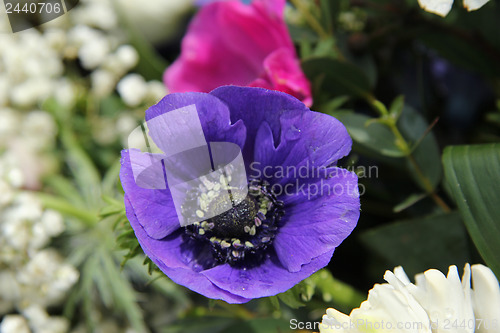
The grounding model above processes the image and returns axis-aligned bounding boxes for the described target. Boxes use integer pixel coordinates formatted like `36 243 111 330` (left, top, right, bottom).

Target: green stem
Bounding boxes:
367 98 451 213
290 0 330 40
38 193 97 226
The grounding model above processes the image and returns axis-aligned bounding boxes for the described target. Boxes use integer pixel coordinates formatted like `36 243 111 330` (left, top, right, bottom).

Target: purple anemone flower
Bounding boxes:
120 86 360 303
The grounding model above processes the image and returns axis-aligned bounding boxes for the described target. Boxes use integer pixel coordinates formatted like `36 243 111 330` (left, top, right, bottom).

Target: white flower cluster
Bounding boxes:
0 104 77 333
0 25 66 109
0 0 167 112
0 164 79 333
0 0 191 331
57 0 167 105
0 108 58 190
321 264 500 333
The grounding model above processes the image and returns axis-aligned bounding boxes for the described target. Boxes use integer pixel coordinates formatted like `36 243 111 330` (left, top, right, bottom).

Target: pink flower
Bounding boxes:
164 0 312 107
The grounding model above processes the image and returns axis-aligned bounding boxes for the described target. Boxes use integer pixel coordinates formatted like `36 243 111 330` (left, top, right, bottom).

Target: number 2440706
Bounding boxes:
5 2 62 14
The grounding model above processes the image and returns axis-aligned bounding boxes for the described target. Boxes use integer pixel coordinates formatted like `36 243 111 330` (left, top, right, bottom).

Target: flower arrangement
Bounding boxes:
0 0 499 332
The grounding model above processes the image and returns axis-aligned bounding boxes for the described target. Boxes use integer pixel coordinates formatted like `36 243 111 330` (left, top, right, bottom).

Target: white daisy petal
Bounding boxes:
463 0 490 11
320 264 498 333
471 264 500 333
418 0 454 16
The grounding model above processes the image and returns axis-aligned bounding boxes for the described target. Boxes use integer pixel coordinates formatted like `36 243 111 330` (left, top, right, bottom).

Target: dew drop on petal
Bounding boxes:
285 125 301 140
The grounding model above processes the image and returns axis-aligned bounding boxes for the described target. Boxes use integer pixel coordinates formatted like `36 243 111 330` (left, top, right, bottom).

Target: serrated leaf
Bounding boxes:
442 143 500 278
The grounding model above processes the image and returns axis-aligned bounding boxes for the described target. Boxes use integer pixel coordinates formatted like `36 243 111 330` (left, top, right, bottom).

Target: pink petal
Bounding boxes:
249 48 313 107
164 0 312 106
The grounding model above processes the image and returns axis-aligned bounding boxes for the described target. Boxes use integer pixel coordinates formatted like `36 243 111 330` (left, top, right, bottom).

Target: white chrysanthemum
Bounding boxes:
407 266 474 333
418 0 490 17
471 264 500 333
321 264 500 333
321 270 432 333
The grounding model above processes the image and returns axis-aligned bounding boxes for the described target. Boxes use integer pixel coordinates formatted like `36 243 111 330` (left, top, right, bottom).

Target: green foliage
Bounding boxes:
335 111 404 157
360 212 471 278
40 100 187 331
270 270 364 312
443 144 500 278
26 0 500 331
302 57 373 102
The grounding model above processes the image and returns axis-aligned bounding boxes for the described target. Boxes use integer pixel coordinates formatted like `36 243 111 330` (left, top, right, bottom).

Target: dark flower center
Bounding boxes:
182 176 284 265
207 195 258 239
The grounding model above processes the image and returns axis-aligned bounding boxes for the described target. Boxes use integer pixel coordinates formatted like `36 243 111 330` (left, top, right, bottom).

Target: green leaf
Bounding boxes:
334 111 405 157
312 37 338 57
319 0 335 33
37 193 96 226
486 110 500 127
399 107 442 191
288 24 319 44
360 212 471 278
318 96 350 114
302 57 372 100
44 175 86 208
308 270 365 312
277 284 306 309
60 127 102 208
393 193 427 213
334 107 441 191
268 296 280 311
389 95 405 121
442 144 500 278
99 195 125 218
